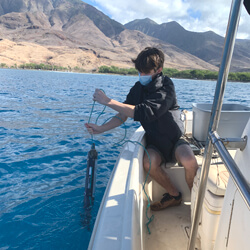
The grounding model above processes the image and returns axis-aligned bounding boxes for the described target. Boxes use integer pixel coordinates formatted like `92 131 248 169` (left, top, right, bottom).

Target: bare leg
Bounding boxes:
175 144 198 190
143 148 179 196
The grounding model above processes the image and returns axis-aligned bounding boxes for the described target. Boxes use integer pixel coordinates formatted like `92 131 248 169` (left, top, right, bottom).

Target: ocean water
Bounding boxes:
0 69 249 249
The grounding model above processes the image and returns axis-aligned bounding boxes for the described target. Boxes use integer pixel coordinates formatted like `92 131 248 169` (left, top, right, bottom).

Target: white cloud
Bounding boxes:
87 0 250 39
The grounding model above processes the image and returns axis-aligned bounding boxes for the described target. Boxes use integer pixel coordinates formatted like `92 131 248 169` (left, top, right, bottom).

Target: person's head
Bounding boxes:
132 47 164 74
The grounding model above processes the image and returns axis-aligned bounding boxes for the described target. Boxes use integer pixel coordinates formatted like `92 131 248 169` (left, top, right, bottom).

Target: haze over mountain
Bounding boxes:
0 0 248 72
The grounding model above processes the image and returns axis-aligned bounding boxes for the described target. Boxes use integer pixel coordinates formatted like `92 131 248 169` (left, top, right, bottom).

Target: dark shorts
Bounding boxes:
147 135 189 164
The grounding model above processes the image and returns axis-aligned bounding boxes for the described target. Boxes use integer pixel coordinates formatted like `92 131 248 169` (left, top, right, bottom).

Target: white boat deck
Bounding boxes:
145 202 193 250
143 149 236 250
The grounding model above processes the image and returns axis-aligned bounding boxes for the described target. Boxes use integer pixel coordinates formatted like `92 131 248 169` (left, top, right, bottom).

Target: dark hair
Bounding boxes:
132 47 164 73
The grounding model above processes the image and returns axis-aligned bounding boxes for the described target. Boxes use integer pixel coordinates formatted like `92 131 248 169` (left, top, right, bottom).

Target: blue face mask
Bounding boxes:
139 73 152 86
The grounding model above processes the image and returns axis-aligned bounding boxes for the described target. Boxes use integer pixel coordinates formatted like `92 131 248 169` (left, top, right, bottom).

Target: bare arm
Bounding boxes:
93 89 135 118
106 99 135 118
85 112 127 134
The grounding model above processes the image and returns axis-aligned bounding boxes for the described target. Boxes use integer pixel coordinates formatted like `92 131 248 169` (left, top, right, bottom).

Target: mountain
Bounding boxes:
0 0 228 72
125 18 250 72
0 0 124 37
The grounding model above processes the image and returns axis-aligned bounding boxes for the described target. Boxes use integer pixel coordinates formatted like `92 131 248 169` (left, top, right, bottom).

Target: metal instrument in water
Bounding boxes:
84 143 98 208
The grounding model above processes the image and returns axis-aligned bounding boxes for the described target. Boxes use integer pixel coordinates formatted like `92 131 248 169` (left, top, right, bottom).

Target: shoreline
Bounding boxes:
1 67 250 83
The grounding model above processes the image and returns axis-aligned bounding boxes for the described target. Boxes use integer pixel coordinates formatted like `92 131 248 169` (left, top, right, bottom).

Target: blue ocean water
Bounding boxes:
0 69 249 249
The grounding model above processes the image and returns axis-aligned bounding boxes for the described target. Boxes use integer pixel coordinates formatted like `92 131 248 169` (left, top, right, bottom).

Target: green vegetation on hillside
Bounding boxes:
163 68 250 82
19 63 68 71
0 63 250 82
99 66 250 82
0 63 86 72
98 65 137 75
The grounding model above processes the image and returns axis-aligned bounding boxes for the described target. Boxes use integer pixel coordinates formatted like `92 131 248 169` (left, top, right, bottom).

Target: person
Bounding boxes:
85 47 198 211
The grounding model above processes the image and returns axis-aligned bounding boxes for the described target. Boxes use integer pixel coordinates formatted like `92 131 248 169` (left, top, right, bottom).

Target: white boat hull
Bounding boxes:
89 116 250 250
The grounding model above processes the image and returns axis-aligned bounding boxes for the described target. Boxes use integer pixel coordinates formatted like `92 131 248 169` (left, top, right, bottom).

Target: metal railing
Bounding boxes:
187 0 245 249
209 131 250 210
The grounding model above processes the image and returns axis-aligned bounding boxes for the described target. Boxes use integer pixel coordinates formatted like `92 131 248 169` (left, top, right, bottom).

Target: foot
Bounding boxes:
150 192 182 211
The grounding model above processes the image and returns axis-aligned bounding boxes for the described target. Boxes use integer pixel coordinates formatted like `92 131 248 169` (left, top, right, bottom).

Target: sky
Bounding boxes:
82 0 250 39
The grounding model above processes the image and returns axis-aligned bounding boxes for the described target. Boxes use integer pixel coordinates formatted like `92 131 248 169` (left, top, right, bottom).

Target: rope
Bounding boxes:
87 94 154 234
87 89 106 142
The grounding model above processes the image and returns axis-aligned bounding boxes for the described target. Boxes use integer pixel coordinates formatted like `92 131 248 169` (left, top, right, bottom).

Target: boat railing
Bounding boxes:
209 131 250 209
188 0 248 249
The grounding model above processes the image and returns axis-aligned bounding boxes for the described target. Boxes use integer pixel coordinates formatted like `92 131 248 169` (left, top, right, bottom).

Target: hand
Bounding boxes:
93 89 110 105
85 123 104 134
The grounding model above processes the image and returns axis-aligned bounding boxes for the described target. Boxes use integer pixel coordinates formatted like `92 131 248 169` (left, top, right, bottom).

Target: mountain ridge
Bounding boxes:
125 18 250 72
0 0 248 72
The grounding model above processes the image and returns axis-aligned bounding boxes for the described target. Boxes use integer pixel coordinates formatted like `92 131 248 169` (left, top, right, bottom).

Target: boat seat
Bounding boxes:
164 162 229 197
165 162 179 169
165 150 236 196
195 164 229 196
195 150 236 196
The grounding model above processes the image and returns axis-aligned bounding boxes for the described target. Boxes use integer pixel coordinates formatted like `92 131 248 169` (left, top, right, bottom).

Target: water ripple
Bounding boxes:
0 69 249 249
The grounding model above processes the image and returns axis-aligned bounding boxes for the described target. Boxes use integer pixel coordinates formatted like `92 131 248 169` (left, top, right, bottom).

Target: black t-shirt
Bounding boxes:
124 73 182 161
